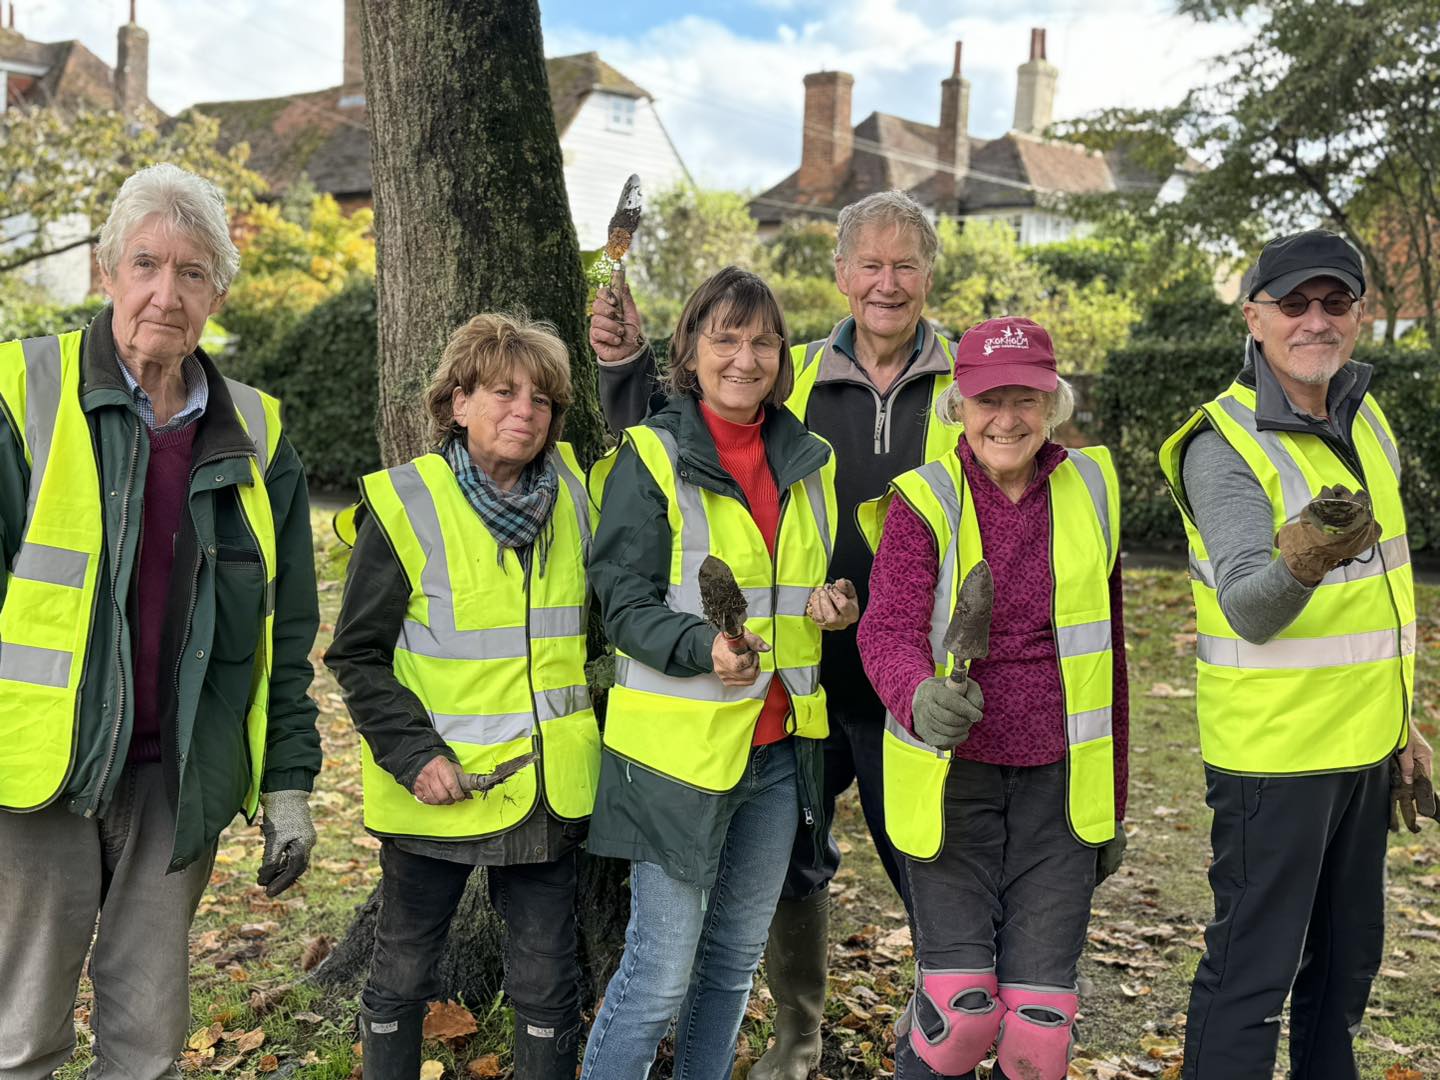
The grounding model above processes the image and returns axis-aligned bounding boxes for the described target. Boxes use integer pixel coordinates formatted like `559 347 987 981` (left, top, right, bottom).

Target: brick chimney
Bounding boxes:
1013 27 1058 136
116 2 148 119
341 0 365 107
798 70 854 196
937 42 971 209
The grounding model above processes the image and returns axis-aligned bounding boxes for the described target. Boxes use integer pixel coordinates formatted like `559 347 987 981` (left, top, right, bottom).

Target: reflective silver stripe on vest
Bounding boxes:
552 448 592 554
614 655 770 703
801 469 833 566
1056 619 1111 657
777 664 820 696
1064 449 1112 561
432 709 535 746
884 711 947 757
912 458 963 661
0 640 70 688
1214 396 1312 518
536 683 589 720
1068 706 1111 746
1197 621 1416 670
11 542 87 588
531 606 584 638
225 378 272 476
1191 534 1410 590
19 336 62 522
652 429 713 618
401 621 528 661
1358 401 1401 477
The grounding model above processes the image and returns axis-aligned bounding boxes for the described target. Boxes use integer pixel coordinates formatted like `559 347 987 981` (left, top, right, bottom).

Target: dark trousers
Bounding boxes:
781 700 911 911
1182 762 1389 1080
363 841 582 1028
906 759 1096 983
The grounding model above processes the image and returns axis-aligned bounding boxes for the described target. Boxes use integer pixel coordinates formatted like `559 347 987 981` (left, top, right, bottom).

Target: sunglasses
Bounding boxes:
1252 291 1359 318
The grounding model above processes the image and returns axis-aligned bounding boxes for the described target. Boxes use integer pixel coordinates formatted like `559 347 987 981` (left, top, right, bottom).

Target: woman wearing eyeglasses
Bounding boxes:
579 266 857 1079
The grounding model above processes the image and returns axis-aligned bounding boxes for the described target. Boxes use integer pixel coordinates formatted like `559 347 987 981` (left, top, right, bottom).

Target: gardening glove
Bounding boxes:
911 676 983 750
257 789 317 897
1096 826 1127 885
1276 485 1382 587
1389 754 1439 834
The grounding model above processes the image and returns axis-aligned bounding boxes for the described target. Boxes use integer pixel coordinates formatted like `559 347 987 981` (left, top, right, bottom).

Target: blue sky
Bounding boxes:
17 1 1248 190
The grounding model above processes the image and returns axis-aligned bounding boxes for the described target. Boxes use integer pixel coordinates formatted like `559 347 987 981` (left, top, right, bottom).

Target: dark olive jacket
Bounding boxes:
585 395 830 888
0 308 321 869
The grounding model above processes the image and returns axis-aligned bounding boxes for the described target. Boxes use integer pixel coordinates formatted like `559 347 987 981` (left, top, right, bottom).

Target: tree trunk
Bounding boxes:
316 0 624 1011
364 0 603 468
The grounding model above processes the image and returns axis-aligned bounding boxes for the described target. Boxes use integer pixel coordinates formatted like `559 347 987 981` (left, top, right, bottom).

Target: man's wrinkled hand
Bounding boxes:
712 629 770 687
1391 725 1438 833
806 579 859 631
911 676 983 749
412 755 470 805
589 280 644 363
1276 484 1381 586
257 789 316 897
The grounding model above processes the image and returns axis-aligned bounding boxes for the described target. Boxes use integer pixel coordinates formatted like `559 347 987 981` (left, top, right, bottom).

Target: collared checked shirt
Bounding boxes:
116 352 209 433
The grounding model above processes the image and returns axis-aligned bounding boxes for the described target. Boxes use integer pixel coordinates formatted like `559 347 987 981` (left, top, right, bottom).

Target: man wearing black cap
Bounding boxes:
1158 229 1435 1078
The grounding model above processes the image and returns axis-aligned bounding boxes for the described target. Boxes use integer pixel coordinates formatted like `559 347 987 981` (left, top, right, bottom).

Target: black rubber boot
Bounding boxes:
358 1003 425 1080
511 1011 580 1080
750 888 830 1080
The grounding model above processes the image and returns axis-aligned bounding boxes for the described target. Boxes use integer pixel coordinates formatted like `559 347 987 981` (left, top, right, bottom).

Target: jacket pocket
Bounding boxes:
211 557 264 664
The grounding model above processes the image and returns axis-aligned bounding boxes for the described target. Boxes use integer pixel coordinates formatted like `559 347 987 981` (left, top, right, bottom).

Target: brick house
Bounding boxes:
194 0 689 249
751 29 1193 245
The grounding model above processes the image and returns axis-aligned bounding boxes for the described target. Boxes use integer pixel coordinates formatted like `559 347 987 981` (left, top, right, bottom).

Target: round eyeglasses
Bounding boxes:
1253 292 1359 318
702 331 784 360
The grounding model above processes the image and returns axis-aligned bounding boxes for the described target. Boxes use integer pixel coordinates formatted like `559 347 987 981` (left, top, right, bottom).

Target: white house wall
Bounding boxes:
561 94 689 250
2 211 92 305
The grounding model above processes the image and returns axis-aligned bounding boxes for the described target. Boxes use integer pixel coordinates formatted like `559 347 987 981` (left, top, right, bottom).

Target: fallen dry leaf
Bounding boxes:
257 1055 279 1074
466 1055 502 1079
293 1011 325 1024
301 934 334 972
212 1055 244 1074
420 1060 445 1080
1384 1068 1423 1080
423 1000 478 1044
187 1023 222 1051
248 984 292 1014
234 1028 266 1053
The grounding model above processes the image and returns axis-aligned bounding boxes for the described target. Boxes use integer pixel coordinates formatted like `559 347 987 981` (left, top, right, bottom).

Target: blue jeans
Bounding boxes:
581 740 798 1079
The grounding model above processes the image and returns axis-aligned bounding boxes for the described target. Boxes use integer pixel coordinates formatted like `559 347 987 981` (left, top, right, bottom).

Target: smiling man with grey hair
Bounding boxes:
589 188 959 1080
1159 229 1434 1078
0 163 321 1079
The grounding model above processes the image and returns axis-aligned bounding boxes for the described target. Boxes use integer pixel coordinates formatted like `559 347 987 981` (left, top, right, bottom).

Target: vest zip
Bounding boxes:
770 491 817 833
87 418 143 817
522 552 547 819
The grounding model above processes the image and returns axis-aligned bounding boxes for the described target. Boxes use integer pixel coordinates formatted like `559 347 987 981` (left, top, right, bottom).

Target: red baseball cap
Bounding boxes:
951 317 1058 396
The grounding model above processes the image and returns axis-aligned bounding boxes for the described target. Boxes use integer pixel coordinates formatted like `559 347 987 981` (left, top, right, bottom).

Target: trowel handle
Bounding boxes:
722 630 749 655
609 261 626 299
946 662 969 692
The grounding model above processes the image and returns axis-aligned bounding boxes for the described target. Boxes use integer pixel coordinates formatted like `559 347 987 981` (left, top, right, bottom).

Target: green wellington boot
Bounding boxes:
750 888 830 1080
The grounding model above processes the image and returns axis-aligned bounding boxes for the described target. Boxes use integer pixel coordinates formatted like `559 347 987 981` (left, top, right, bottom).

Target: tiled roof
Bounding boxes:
0 28 161 115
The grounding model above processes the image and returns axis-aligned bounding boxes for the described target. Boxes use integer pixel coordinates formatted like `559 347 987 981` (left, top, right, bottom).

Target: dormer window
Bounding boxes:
605 94 636 133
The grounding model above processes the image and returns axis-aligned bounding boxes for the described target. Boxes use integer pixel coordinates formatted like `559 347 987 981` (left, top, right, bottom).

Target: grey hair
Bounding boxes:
96 164 240 294
934 377 1076 436
835 189 939 269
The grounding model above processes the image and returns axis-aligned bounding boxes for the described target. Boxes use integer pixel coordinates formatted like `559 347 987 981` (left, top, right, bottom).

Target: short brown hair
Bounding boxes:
664 266 794 406
424 312 573 451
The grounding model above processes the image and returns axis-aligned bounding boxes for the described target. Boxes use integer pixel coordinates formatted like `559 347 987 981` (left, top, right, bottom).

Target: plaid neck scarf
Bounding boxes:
444 436 559 573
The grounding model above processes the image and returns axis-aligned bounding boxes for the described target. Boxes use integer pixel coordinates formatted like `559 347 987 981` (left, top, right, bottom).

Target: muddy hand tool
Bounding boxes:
699 554 750 654
941 560 993 691
460 750 538 795
605 173 644 301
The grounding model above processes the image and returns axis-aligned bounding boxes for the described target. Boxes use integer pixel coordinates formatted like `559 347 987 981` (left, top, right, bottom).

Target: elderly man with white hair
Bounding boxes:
590 189 963 1080
0 163 321 1079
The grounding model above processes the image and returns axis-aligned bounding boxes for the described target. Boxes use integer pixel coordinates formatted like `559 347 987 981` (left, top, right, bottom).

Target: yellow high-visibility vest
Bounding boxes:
873 448 1120 859
355 446 600 838
0 331 281 814
594 424 837 793
785 334 960 465
1158 382 1413 774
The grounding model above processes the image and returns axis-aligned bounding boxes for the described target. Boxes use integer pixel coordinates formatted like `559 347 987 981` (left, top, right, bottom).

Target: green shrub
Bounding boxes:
1093 340 1440 550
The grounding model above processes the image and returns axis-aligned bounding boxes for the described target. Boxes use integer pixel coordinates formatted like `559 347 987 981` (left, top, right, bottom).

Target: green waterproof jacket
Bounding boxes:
0 308 321 869
585 395 830 889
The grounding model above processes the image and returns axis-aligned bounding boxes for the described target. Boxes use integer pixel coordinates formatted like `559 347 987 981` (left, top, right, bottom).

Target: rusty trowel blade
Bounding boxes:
943 560 993 662
605 174 643 261
698 554 748 639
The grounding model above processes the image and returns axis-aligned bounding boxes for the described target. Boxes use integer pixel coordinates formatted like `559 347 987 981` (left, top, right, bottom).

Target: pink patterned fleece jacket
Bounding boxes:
856 439 1129 818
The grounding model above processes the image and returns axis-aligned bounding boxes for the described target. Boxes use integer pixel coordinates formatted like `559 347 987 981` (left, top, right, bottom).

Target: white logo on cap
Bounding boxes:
982 324 1029 356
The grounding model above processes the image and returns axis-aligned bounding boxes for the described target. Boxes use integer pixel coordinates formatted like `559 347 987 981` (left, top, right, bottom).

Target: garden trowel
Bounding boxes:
699 554 750 654
605 173 643 294
942 560 993 691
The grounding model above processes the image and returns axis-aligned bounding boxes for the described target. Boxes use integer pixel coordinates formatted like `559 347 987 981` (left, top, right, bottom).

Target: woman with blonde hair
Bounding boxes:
328 313 600 1080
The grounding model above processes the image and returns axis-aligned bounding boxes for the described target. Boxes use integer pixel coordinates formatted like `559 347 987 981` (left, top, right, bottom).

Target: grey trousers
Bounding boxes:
0 763 217 1080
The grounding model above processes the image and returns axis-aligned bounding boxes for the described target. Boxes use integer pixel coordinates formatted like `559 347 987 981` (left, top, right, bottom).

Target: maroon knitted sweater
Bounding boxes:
127 424 196 764
857 439 1129 817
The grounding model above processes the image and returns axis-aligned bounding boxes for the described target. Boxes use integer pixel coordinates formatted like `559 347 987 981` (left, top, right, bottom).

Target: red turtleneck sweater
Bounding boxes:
700 401 790 746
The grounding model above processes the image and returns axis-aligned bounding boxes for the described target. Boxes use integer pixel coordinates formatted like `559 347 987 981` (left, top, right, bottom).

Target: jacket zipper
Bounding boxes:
87 419 143 817
770 491 817 832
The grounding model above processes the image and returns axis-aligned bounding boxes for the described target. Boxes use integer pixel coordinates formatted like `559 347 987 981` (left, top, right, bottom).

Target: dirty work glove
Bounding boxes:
257 790 317 897
911 676 983 750
1096 826 1127 885
1389 755 1439 834
1276 484 1382 586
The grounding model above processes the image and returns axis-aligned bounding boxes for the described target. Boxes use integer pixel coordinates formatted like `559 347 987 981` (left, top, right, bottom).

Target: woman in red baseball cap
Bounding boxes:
857 317 1130 1080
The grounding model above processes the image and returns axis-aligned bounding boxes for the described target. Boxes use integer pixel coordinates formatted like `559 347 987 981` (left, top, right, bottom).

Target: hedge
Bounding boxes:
1092 340 1440 551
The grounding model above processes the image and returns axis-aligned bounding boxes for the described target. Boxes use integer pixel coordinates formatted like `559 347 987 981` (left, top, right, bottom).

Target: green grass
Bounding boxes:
57 526 1440 1079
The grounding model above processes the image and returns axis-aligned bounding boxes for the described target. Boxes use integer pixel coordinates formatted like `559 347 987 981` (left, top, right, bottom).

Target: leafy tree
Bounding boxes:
1057 0 1440 342
767 219 838 279
0 108 263 274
